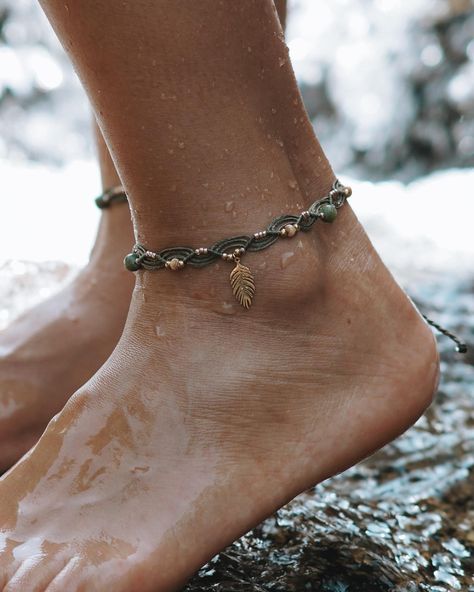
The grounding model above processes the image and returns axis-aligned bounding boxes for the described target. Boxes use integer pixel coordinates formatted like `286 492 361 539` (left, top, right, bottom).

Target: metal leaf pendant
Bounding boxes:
230 261 255 309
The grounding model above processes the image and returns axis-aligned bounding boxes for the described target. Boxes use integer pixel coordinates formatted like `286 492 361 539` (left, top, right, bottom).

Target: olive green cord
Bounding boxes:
422 314 468 354
118 178 466 349
95 186 128 209
124 179 350 272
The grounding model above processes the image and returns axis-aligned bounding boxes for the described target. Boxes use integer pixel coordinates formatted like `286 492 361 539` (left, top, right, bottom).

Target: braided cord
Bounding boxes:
422 314 468 354
95 186 128 209
122 178 467 349
129 179 350 271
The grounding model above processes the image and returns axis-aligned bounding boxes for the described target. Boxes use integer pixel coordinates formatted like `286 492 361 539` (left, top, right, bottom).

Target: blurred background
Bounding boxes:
0 2 473 589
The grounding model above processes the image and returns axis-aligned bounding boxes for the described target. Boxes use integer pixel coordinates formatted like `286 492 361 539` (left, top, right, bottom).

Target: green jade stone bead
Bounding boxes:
95 196 106 209
124 253 141 272
320 203 338 223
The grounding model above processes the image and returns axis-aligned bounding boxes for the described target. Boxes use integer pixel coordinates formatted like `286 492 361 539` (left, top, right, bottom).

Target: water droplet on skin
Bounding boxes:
167 149 174 155
155 325 166 337
224 201 235 213
178 142 185 149
221 302 236 315
288 180 298 190
259 261 267 270
271 108 277 114
277 140 284 147
278 57 286 67
131 466 150 474
280 251 296 269
247 46 252 53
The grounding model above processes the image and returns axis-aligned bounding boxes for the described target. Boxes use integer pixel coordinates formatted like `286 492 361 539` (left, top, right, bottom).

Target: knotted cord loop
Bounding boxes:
95 186 128 209
122 178 468 344
125 179 350 273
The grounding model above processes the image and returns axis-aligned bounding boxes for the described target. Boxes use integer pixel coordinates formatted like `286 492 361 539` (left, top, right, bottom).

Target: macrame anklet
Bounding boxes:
95 186 128 209
122 178 467 352
124 179 351 309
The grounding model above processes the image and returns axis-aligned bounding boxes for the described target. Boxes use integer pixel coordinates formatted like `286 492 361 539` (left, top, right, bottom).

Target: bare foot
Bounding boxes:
0 203 134 472
0 203 438 591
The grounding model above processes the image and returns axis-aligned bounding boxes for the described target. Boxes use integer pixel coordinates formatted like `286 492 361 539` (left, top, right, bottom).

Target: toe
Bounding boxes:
3 554 67 592
0 538 21 590
44 557 89 592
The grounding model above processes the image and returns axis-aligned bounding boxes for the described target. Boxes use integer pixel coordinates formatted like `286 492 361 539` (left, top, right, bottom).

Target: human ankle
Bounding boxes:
130 205 363 322
131 139 336 245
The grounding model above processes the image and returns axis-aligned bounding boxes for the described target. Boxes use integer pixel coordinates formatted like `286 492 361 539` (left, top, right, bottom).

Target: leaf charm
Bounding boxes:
230 261 255 309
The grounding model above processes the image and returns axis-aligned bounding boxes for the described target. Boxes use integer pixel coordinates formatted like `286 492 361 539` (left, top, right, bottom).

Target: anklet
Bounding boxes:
95 186 128 209
422 314 468 354
124 179 351 309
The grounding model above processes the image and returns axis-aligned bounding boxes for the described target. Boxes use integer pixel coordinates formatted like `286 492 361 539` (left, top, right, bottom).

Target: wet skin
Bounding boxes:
0 205 439 591
0 203 135 472
1 1 439 588
0 0 290 476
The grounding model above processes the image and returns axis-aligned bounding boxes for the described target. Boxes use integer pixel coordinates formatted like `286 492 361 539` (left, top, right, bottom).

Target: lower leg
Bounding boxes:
0 1 438 590
42 1 332 248
89 121 135 263
274 0 287 29
94 120 121 190
0 0 285 473
0 121 134 473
